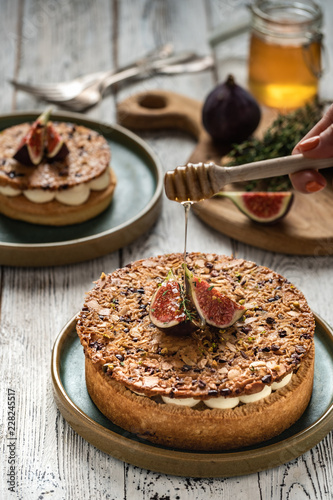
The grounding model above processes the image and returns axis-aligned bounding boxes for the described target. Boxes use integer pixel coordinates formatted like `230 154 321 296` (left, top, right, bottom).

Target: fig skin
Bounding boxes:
215 191 294 225
13 108 70 166
149 270 196 335
46 122 69 161
185 266 244 328
13 108 51 166
202 74 261 145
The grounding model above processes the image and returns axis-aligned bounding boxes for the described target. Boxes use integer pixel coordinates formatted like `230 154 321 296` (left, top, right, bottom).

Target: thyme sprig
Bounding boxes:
179 281 196 322
226 99 325 192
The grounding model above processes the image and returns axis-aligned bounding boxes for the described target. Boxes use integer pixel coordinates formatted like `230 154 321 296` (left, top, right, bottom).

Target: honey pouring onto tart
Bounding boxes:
0 108 116 225
76 204 315 451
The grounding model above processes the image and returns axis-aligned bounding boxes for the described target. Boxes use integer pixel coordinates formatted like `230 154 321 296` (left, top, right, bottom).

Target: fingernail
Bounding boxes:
299 136 320 152
305 180 325 193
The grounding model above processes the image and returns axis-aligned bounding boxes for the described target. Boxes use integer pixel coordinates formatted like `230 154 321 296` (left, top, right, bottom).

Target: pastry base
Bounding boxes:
85 344 315 451
0 168 116 226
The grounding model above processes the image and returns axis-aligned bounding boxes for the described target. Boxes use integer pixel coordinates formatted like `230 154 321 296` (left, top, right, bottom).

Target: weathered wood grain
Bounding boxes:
0 0 332 499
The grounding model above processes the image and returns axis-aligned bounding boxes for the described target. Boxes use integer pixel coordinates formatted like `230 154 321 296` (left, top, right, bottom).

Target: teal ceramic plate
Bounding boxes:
51 313 333 478
0 111 163 266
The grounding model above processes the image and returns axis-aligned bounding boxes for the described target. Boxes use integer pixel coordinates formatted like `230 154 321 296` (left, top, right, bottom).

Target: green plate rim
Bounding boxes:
51 312 333 478
0 110 163 265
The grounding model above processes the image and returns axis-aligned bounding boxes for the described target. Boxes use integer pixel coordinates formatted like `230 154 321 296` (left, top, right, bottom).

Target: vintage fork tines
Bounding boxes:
9 44 175 102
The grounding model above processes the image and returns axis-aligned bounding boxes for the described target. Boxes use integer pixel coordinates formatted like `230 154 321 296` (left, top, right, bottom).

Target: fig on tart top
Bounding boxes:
0 121 110 192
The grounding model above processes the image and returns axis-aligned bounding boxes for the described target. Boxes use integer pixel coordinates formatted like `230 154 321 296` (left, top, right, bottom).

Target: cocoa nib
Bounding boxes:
267 295 281 302
181 364 192 372
220 388 231 396
261 374 272 384
89 341 103 351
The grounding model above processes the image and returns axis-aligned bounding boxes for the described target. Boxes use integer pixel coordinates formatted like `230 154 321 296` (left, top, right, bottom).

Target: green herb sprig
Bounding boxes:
226 99 325 192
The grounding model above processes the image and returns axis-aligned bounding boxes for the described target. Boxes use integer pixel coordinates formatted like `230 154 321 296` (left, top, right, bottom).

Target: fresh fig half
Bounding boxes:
149 270 195 335
185 266 245 328
13 108 51 166
46 122 69 161
216 191 294 224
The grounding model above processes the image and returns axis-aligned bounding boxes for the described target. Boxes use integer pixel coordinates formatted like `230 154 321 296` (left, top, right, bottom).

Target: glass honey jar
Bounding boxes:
248 0 323 109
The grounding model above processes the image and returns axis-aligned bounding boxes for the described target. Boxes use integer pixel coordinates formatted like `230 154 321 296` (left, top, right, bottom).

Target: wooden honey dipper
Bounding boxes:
164 155 333 202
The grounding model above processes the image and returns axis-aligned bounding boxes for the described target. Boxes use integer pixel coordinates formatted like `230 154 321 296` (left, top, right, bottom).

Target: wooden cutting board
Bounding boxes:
117 90 333 255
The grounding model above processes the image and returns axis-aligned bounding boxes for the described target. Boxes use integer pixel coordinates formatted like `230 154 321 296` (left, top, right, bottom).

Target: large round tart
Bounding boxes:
76 253 315 451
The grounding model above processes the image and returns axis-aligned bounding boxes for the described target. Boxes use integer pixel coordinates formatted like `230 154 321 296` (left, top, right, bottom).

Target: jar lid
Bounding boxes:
250 0 323 39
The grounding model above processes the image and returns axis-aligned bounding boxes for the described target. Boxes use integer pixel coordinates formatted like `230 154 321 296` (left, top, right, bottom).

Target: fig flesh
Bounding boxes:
185 266 244 328
46 122 69 161
217 191 294 224
202 74 261 145
13 108 51 166
149 270 195 335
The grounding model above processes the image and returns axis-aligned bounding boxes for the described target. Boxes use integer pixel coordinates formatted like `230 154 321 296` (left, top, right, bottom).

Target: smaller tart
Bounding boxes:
0 121 115 225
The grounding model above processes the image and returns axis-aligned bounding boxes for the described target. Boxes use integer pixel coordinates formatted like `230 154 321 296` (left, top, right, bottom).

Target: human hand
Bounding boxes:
290 103 333 193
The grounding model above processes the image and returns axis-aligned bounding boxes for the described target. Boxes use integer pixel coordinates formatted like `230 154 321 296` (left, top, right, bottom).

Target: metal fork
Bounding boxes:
56 55 214 112
9 44 174 102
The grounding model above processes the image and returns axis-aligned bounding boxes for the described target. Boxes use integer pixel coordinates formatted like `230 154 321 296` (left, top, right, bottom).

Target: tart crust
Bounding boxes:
85 344 314 451
0 167 116 226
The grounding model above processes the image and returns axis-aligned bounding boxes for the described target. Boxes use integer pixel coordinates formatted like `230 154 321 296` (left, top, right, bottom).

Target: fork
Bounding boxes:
9 44 174 102
164 155 333 202
55 55 214 112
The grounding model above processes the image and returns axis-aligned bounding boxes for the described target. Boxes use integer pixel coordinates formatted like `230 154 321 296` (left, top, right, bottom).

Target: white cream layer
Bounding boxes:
160 372 293 409
0 168 110 206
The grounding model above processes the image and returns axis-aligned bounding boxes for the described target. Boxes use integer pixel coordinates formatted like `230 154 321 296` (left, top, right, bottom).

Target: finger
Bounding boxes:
289 169 327 194
296 125 333 159
293 103 333 152
292 135 320 154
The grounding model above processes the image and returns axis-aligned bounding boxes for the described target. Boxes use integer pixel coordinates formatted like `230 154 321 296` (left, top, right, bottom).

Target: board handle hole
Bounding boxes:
138 94 167 109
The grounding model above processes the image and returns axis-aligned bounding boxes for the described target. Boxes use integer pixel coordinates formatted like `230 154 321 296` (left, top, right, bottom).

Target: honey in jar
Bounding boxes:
248 0 323 109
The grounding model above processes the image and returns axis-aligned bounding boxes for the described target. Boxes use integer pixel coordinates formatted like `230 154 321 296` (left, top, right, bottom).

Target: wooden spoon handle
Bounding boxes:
224 154 333 184
117 90 203 138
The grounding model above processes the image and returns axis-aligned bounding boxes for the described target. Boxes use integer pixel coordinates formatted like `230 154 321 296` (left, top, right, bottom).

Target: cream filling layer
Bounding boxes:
158 373 293 409
0 168 110 206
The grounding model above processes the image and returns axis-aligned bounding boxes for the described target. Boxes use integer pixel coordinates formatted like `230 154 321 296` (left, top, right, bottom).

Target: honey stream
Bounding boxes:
182 201 206 329
182 201 192 271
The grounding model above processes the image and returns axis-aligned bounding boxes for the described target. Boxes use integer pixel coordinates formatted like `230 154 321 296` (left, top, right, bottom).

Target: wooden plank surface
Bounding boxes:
0 0 332 499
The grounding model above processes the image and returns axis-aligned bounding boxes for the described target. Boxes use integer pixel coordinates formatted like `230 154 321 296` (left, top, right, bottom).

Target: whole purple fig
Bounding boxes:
202 74 261 145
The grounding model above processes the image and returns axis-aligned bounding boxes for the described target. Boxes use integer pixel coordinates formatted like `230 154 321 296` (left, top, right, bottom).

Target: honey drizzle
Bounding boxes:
182 201 192 276
182 201 206 329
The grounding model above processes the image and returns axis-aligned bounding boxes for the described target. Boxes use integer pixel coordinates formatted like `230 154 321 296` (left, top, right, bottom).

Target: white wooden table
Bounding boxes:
1 1 333 498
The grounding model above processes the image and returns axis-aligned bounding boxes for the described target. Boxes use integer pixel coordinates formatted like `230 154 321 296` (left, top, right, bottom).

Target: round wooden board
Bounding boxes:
117 90 333 255
0 111 163 267
51 314 333 478
192 184 333 255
